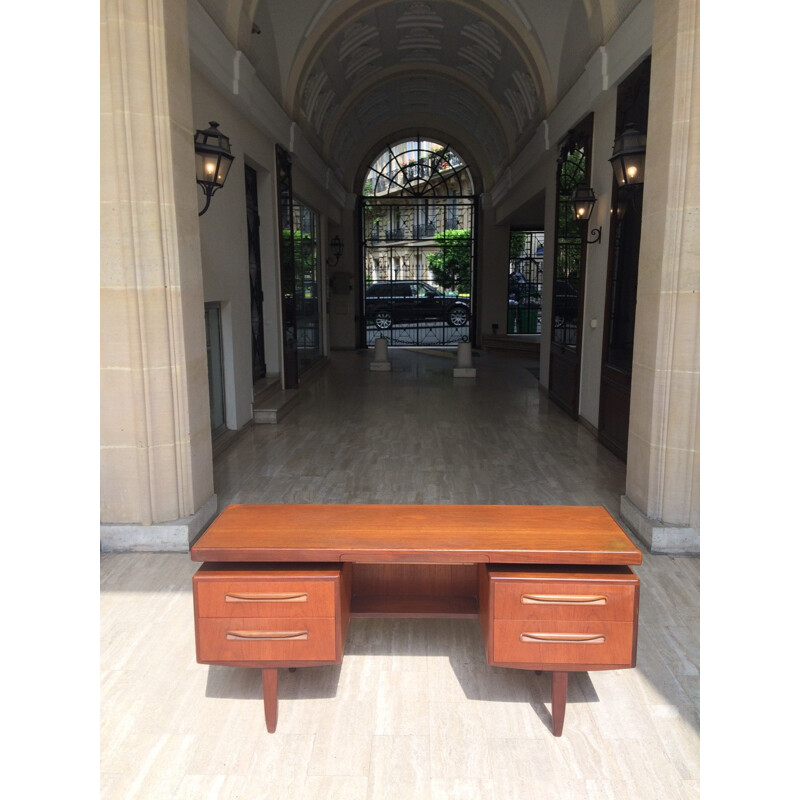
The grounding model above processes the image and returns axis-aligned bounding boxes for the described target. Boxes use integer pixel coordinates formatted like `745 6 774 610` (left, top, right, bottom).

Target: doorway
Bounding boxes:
360 138 476 348
549 116 593 418
245 165 266 384
598 58 651 459
205 302 226 436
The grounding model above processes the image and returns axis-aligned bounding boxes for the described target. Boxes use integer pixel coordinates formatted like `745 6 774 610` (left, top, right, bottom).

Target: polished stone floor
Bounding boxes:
100 348 699 799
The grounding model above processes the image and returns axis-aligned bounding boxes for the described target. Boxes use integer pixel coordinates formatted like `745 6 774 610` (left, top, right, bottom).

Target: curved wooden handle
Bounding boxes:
521 594 607 605
225 592 308 603
226 630 309 641
520 632 606 644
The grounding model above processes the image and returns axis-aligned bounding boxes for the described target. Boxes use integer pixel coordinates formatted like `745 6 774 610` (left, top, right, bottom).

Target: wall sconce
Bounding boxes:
194 121 235 216
326 235 344 266
609 124 646 187
571 185 602 244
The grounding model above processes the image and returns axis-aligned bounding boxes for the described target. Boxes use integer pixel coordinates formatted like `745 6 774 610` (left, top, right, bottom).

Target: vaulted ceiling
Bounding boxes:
197 0 641 190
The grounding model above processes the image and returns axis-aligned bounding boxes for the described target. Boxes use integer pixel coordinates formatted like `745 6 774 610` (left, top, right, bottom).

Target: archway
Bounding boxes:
359 137 476 347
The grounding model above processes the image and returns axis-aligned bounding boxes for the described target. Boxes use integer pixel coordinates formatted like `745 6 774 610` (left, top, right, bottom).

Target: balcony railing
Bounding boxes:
412 222 436 238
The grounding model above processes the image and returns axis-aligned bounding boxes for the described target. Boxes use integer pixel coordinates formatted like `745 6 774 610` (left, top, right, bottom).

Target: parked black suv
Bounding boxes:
365 281 470 329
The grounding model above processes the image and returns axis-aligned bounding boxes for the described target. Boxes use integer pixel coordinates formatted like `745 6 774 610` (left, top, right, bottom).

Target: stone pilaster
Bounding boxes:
622 0 700 554
100 0 216 550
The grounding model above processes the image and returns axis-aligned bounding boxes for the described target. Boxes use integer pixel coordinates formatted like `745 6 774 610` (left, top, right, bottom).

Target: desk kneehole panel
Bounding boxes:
481 566 640 670
193 564 349 666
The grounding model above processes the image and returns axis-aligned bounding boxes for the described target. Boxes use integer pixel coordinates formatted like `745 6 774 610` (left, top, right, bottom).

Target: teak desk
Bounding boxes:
191 504 642 736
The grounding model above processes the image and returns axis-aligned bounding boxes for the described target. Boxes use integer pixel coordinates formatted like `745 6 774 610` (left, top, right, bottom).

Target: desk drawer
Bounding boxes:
492 572 637 622
196 616 338 663
195 576 338 619
492 619 636 667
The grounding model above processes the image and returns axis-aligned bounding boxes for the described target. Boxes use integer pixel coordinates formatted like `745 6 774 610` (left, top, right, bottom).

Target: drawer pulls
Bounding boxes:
520 632 606 644
226 630 310 641
521 594 607 605
225 592 308 603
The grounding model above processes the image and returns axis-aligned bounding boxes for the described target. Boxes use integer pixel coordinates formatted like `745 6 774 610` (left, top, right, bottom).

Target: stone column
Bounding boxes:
621 0 700 554
100 0 216 550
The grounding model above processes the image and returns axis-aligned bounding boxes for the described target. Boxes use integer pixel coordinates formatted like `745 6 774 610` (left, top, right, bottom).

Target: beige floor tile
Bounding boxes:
367 734 431 797
427 777 497 799
301 775 369 800
306 698 376 776
102 732 197 800
171 774 251 799
561 778 637 799
374 670 432 735
242 733 316 797
428 700 493 779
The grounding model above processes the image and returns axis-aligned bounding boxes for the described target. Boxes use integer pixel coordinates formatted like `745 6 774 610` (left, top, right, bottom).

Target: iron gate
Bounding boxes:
360 139 476 347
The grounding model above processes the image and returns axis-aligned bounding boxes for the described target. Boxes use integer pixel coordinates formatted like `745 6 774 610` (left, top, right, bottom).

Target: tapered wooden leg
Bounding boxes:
262 668 278 733
551 671 568 737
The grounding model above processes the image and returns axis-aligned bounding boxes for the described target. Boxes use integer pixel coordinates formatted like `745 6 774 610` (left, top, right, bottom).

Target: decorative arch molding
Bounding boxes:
210 0 633 121
320 63 516 161
283 0 555 121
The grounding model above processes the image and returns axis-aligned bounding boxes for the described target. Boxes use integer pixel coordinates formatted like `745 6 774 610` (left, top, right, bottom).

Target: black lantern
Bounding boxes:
326 235 344 266
571 185 602 244
609 124 646 187
194 121 235 216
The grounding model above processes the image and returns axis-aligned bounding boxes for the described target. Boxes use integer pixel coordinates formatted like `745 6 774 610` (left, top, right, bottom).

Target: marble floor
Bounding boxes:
100 348 699 799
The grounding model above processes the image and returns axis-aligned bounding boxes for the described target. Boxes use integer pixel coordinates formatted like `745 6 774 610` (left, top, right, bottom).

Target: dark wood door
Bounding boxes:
598 58 650 459
598 192 642 458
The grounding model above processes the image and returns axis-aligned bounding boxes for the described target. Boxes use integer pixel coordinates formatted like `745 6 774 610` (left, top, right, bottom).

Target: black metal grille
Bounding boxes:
507 231 544 334
553 132 590 348
361 139 476 347
245 165 266 381
292 202 322 371
363 137 472 199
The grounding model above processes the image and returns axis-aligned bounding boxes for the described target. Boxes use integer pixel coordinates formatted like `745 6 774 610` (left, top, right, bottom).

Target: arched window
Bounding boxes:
360 138 476 347
363 138 473 198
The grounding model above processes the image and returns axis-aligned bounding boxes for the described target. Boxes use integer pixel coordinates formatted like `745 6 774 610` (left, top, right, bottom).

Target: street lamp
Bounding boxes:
194 121 235 216
326 235 344 266
609 124 646 187
570 185 602 244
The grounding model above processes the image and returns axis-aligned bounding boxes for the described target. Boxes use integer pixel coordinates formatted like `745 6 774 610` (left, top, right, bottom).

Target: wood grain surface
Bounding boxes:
190 504 642 565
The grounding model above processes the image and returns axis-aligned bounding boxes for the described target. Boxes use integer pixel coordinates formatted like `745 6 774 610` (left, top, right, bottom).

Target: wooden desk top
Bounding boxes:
191 504 642 566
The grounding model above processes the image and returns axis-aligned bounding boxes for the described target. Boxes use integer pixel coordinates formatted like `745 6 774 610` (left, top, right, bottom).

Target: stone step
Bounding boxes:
253 389 300 424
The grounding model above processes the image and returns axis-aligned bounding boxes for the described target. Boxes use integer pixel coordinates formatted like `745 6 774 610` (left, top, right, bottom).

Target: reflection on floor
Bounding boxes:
100 349 699 800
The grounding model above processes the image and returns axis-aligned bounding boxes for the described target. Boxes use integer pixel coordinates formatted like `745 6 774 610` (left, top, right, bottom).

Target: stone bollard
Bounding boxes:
370 336 391 371
453 341 476 378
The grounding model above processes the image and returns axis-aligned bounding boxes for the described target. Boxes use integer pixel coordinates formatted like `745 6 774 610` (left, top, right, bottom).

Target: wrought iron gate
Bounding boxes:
360 138 476 347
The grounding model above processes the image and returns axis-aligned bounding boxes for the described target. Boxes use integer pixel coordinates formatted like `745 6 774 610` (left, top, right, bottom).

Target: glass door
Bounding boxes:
549 115 593 418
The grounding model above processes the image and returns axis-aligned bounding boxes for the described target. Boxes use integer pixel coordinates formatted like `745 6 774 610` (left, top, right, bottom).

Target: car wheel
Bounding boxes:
374 310 393 330
447 306 469 327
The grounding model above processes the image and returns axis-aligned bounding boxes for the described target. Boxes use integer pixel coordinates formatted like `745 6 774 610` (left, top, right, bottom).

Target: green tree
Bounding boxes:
427 229 472 293
509 232 526 261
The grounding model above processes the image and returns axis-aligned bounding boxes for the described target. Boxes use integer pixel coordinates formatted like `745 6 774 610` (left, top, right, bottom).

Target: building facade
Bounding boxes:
100 0 699 554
